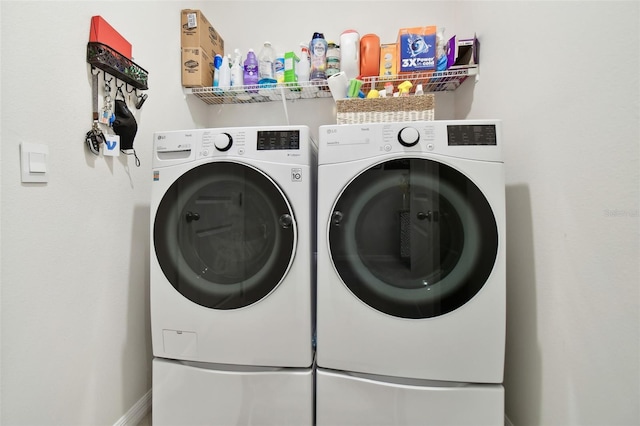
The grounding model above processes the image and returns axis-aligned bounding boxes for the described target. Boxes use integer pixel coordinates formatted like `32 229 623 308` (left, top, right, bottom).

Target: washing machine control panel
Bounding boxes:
212 133 233 151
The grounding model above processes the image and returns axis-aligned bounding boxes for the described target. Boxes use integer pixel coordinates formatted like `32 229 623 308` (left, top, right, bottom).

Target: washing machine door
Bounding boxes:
154 161 295 310
329 158 498 319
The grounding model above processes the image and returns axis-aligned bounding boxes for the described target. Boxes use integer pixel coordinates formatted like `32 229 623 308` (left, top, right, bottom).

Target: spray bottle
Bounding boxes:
218 54 231 89
230 49 243 87
296 43 311 83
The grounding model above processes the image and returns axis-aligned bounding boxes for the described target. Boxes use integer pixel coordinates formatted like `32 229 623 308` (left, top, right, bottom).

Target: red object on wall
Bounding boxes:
89 16 132 59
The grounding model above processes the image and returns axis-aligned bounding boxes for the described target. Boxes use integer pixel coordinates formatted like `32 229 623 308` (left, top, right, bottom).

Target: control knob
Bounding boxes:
213 133 232 151
397 127 420 147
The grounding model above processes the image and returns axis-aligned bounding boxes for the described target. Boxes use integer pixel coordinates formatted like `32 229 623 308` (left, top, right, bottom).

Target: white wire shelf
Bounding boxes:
186 81 333 105
186 66 478 105
361 66 479 94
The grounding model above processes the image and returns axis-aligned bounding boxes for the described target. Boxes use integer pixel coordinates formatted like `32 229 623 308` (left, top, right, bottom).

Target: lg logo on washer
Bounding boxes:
291 168 302 182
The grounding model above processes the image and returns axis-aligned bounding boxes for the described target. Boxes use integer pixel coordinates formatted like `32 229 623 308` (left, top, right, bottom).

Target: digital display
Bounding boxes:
447 125 497 146
257 130 300 150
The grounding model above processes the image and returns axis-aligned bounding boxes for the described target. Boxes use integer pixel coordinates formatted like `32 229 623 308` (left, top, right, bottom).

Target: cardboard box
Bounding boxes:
397 26 437 73
181 47 213 87
89 16 132 59
181 9 224 59
379 43 397 78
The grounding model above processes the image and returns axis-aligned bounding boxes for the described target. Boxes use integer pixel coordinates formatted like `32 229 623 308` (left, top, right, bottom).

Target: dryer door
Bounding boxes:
329 158 498 319
154 161 295 310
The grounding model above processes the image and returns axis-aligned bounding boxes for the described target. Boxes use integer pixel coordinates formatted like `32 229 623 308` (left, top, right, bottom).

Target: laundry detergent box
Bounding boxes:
397 26 437 73
379 43 397 78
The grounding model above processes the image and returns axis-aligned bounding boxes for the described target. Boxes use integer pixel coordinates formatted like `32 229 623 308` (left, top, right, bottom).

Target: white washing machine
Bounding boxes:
150 125 315 425
316 120 505 424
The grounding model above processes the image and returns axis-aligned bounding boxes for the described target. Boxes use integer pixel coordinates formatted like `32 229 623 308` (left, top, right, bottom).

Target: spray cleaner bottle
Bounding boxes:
218 54 231 89
296 43 310 83
230 49 243 87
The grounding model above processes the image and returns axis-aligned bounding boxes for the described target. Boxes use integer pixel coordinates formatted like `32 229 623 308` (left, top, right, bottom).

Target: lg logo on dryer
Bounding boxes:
291 168 303 182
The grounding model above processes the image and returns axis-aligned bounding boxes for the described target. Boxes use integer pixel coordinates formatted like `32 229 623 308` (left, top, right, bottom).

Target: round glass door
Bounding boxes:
329 158 498 319
154 162 295 310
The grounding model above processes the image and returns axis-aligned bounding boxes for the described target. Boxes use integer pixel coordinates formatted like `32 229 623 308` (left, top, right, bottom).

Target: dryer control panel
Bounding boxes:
318 120 502 165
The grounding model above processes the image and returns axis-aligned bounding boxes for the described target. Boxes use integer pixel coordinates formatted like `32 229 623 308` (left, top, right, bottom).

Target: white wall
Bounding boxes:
0 1 210 424
0 1 638 425
455 2 639 425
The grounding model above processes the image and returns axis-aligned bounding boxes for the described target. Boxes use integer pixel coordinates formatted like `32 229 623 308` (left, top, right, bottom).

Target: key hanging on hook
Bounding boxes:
100 73 115 125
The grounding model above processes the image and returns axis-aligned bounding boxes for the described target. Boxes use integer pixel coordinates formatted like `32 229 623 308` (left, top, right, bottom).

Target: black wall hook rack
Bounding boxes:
87 42 149 90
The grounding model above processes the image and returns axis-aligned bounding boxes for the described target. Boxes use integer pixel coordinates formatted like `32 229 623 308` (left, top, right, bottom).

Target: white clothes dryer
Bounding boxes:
316 120 506 384
151 125 316 368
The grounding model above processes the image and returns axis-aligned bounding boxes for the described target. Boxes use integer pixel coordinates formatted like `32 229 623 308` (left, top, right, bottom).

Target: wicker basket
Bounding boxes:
336 94 435 124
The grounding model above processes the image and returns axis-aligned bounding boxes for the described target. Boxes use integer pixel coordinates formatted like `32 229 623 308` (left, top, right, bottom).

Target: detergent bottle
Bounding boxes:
244 48 259 92
339 29 360 81
309 32 328 81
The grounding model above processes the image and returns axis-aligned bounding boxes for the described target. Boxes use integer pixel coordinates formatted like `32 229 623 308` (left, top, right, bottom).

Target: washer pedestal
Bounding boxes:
316 368 504 426
153 358 313 426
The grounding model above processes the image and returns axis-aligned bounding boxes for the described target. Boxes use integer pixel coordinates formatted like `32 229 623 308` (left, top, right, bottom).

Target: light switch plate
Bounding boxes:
20 143 49 183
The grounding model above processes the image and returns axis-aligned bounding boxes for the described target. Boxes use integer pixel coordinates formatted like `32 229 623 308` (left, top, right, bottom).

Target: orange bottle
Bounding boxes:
359 34 380 77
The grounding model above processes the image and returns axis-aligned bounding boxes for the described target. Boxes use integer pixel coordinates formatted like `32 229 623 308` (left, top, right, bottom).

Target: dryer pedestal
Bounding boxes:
316 368 503 426
153 358 313 426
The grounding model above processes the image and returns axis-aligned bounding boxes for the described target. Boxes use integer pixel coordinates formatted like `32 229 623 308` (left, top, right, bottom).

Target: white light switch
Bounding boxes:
29 152 47 173
21 143 49 183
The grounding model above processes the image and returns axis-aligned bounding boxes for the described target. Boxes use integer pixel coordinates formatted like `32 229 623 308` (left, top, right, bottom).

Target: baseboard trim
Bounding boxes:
114 389 152 426
505 414 514 426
